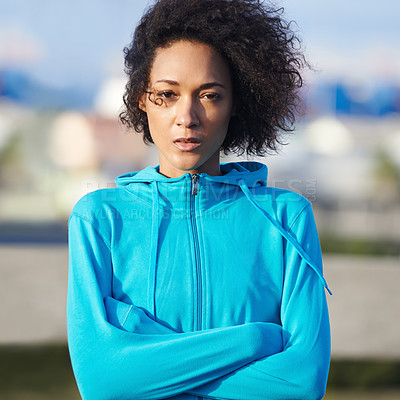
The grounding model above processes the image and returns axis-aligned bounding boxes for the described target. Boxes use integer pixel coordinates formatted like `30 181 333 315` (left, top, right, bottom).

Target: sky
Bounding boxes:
1 0 400 90
0 0 147 87
284 0 400 82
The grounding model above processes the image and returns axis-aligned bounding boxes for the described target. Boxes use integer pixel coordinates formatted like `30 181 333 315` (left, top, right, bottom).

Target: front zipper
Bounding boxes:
190 174 203 400
190 174 202 333
191 173 199 195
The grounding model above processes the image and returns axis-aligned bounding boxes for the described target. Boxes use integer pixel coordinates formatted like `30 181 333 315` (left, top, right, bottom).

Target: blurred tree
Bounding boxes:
0 131 25 188
373 148 400 208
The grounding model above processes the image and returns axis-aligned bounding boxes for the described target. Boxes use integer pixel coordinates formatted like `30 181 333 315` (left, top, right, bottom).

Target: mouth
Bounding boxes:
173 137 201 151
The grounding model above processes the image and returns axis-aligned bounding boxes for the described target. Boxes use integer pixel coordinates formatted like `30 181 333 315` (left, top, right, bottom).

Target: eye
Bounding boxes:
148 90 178 106
200 92 221 100
157 91 176 99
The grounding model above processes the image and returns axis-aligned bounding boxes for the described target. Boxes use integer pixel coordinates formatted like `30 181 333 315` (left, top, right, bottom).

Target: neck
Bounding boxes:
159 164 222 178
158 152 223 178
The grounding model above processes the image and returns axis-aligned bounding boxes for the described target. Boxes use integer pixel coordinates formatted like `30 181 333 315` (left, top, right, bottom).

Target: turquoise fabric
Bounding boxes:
67 161 331 400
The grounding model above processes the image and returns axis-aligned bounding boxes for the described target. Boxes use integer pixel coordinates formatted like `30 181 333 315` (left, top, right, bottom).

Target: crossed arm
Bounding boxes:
67 210 330 400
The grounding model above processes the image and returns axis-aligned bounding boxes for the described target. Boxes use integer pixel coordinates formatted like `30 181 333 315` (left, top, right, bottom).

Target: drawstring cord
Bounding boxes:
148 181 160 317
146 175 331 319
238 179 332 295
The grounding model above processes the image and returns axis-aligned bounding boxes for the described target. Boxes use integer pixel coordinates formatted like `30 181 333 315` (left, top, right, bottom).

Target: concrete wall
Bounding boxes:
1 245 399 359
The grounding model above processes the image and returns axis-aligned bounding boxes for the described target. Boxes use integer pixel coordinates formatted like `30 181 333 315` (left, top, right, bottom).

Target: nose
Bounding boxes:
175 96 199 128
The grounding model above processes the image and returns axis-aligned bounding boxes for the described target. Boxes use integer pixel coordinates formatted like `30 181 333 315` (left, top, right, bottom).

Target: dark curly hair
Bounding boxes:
119 0 307 156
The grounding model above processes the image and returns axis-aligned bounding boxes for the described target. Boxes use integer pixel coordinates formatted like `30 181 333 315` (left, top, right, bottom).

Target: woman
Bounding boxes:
67 0 331 399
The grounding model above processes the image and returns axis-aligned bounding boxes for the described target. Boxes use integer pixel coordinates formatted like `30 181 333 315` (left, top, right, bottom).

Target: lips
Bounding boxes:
173 137 201 151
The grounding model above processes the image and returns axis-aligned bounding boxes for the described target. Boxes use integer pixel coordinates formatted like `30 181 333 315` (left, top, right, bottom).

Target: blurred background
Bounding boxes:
0 0 399 398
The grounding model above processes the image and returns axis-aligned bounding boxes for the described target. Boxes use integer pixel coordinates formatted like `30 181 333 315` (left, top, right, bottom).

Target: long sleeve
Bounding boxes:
94 204 331 400
67 213 284 400
184 204 331 400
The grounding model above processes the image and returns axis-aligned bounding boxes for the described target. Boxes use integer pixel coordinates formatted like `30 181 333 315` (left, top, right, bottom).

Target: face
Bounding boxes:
140 40 234 178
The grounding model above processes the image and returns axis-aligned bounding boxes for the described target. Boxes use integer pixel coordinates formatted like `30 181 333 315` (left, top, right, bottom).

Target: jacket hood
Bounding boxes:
115 161 267 189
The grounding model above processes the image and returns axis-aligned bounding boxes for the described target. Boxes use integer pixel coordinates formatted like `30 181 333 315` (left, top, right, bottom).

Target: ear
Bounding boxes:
138 93 147 112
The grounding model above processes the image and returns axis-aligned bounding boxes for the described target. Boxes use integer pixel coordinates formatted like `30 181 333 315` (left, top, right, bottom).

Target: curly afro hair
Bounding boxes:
119 0 307 156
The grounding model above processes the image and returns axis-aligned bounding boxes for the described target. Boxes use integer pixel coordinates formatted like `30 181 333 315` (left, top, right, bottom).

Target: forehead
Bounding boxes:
149 40 231 86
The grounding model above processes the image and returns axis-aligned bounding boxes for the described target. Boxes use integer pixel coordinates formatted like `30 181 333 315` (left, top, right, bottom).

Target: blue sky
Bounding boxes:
1 0 399 89
0 0 147 87
284 0 400 80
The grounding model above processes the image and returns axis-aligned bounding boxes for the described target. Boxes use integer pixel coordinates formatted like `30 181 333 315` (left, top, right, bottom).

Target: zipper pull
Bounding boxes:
191 174 199 195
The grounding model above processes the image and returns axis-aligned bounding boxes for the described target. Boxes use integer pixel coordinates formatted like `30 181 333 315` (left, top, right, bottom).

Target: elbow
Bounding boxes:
303 379 327 400
72 356 160 400
76 372 150 400
73 360 151 400
292 337 331 399
276 348 330 400
285 378 326 400
295 363 329 400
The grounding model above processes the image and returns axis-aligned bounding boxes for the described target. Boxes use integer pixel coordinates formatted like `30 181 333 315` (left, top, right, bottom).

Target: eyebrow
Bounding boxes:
154 80 227 90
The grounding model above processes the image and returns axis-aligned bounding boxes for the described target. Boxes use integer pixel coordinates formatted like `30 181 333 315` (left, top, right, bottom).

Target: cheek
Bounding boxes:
146 108 173 134
207 109 232 134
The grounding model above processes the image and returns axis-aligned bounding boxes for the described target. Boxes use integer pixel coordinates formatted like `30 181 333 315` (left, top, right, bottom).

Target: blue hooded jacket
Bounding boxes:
67 161 331 400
